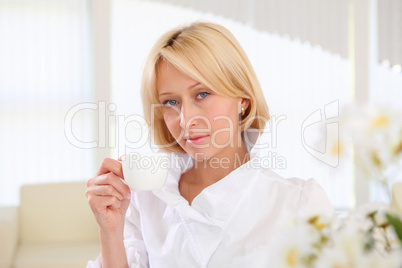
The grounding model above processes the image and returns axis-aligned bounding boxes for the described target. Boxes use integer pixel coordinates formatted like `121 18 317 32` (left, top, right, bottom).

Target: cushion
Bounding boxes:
19 181 99 243
13 242 100 268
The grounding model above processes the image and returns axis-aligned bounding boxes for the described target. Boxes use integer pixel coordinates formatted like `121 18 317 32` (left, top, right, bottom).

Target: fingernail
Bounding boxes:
126 192 131 199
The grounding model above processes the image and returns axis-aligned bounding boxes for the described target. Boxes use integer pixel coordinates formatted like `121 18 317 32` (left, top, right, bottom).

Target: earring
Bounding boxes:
241 107 245 116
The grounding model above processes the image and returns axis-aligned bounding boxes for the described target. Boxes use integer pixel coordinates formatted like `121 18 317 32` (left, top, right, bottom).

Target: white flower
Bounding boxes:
357 249 402 268
270 222 318 267
275 206 402 268
314 247 351 268
339 103 402 177
347 201 389 228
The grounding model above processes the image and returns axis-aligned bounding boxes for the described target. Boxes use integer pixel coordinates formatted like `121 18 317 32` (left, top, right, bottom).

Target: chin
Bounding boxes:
179 140 224 161
179 145 209 160
189 148 222 162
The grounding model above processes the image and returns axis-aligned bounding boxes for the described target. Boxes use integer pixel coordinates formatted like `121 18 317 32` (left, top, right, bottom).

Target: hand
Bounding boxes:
86 156 131 233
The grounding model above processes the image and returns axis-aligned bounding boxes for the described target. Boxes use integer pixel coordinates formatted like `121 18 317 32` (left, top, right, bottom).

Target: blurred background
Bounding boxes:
1 0 401 211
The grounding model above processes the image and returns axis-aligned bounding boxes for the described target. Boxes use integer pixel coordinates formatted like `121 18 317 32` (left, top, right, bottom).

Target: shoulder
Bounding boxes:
248 165 305 190
250 165 320 190
248 167 334 216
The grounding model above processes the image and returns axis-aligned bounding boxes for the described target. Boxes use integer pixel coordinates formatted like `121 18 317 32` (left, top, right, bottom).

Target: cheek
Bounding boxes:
209 101 239 128
163 114 180 136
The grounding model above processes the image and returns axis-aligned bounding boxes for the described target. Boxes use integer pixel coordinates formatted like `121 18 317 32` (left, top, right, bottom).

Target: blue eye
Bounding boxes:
162 100 178 107
197 92 210 99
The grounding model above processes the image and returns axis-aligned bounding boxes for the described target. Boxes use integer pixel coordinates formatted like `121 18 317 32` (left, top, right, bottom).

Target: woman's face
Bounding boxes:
156 61 247 161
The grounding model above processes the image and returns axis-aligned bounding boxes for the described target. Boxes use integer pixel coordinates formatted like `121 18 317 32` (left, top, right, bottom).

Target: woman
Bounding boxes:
86 22 333 268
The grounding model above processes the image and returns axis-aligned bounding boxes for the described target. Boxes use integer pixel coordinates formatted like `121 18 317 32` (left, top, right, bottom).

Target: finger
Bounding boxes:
95 158 124 179
94 172 131 199
88 195 120 212
89 185 125 201
108 199 121 210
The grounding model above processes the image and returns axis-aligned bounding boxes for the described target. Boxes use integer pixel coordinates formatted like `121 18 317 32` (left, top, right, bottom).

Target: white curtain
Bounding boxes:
0 0 94 205
378 0 402 67
144 0 350 59
146 0 402 68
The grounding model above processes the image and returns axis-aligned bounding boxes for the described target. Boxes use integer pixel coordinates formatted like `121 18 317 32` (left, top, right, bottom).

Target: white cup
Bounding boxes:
121 152 169 191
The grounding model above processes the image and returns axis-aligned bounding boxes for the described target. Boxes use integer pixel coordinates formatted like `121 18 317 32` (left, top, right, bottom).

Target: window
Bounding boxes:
0 0 94 205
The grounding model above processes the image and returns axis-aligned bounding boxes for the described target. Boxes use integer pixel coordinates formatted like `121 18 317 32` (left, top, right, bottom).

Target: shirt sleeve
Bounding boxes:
87 195 149 268
297 178 334 218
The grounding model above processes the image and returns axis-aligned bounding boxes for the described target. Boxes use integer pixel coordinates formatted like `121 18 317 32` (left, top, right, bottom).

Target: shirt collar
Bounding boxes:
152 128 263 225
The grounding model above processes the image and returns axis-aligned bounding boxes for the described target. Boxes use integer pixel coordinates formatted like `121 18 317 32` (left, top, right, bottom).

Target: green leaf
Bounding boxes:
386 213 402 243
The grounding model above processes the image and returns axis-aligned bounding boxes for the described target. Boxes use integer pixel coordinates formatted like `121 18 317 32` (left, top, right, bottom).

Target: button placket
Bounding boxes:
178 213 207 268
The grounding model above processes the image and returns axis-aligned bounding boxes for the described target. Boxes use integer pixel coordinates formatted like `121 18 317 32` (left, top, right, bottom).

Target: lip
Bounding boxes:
184 135 209 144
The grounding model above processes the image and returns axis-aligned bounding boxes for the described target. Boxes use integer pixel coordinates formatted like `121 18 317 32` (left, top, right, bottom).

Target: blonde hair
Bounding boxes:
141 22 270 153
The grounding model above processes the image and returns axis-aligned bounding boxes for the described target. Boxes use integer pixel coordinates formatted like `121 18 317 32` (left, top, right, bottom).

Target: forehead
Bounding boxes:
156 60 200 94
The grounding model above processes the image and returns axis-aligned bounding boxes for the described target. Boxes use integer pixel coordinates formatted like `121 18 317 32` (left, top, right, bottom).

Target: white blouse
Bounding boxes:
88 129 333 268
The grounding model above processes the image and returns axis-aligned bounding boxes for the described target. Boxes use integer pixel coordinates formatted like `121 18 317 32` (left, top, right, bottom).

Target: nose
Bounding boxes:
179 103 200 130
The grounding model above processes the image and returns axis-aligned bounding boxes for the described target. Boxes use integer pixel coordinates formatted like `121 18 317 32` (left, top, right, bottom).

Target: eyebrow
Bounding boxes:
158 82 202 97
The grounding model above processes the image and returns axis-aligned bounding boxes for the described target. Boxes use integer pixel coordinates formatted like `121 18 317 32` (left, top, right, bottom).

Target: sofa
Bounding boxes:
0 181 100 268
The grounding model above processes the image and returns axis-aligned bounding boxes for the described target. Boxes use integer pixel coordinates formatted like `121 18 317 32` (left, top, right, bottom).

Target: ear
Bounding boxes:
241 98 250 111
